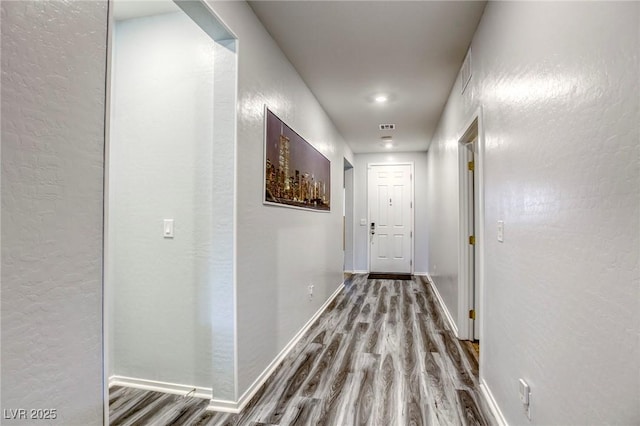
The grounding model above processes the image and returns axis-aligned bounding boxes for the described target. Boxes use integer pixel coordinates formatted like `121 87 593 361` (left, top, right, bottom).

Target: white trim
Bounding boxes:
109 376 213 400
343 162 355 274
413 272 429 277
475 107 487 377
480 379 508 426
207 282 345 413
353 270 369 274
457 134 472 341
103 2 115 424
207 398 240 413
456 106 485 342
231 39 239 402
366 162 415 274
425 273 459 337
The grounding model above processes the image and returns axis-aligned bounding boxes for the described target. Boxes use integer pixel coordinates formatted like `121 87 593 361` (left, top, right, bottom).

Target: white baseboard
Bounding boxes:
424 273 458 337
207 398 241 413
109 375 212 400
353 270 369 274
480 379 508 426
413 272 428 277
207 282 345 413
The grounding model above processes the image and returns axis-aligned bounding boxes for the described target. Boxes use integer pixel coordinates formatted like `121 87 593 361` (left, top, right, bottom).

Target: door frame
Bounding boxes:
366 162 415 274
457 107 485 344
343 158 355 273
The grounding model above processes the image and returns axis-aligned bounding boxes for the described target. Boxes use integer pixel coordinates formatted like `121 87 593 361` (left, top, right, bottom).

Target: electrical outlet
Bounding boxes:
308 284 314 300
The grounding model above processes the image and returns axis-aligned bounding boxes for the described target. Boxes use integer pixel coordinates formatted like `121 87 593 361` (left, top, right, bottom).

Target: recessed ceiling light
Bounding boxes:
374 95 388 103
385 142 393 149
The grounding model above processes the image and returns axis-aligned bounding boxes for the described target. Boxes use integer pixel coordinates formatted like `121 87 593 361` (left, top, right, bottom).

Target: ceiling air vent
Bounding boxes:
460 48 472 94
379 124 395 131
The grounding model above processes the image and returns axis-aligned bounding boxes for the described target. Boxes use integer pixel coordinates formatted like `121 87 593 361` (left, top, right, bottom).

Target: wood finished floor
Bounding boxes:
109 275 495 426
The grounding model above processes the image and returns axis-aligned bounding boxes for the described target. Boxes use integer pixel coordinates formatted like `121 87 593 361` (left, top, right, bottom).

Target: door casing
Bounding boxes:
457 108 485 350
344 158 354 273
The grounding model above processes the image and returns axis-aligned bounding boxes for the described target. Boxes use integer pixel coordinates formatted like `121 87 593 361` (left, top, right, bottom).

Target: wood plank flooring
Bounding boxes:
109 275 495 425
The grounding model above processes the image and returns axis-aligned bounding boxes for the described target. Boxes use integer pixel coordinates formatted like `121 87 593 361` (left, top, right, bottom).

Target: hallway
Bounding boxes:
2 1 638 424
109 275 494 425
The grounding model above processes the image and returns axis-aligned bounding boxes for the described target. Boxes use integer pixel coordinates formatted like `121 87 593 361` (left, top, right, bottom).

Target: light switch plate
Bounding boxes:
519 378 531 420
360 218 367 226
163 219 174 238
497 220 504 242
519 378 530 405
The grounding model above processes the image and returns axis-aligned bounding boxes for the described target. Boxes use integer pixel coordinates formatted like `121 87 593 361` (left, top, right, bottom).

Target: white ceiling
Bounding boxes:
248 1 486 153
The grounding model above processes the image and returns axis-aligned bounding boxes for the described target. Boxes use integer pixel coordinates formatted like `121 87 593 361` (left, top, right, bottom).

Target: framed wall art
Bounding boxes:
263 107 331 211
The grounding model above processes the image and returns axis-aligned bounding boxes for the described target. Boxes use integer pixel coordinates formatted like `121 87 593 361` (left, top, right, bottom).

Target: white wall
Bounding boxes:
208 36 238 403
1 1 107 424
353 152 429 274
425 82 467 329
426 2 640 424
109 12 216 389
207 1 354 400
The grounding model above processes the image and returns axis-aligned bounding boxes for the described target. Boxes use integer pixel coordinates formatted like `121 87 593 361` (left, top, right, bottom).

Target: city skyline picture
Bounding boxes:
264 107 331 211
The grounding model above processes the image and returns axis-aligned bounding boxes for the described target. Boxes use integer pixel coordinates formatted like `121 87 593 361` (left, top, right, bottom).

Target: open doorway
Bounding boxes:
104 0 237 421
464 137 478 340
458 111 484 363
343 159 354 280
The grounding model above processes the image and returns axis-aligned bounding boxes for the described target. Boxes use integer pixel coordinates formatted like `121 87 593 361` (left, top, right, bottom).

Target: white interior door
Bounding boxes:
368 164 413 273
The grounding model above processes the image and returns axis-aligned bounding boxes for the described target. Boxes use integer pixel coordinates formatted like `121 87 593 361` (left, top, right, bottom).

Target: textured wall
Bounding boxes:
425 67 468 325
1 1 107 424
207 1 354 399
209 36 238 401
353 152 429 274
427 2 639 424
109 12 215 389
